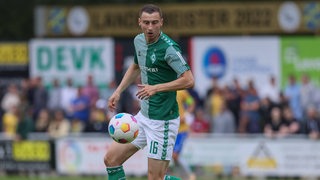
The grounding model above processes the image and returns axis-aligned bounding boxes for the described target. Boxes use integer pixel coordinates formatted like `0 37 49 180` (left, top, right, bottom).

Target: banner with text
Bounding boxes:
191 36 280 98
35 2 320 37
281 36 320 87
54 135 320 177
29 38 114 87
183 135 320 177
56 137 148 175
0 42 28 77
0 140 52 171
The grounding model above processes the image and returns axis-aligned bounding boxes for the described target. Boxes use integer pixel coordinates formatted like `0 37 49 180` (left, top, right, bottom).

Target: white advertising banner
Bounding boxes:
54 136 320 177
56 137 148 175
183 135 320 177
191 37 280 98
29 38 114 87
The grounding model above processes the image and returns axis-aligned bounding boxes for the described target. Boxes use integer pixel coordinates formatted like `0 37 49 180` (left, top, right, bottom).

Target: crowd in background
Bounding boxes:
1 73 320 140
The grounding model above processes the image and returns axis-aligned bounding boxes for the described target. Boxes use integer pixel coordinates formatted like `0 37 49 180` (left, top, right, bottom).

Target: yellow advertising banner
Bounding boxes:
42 2 319 36
0 43 28 64
13 141 50 161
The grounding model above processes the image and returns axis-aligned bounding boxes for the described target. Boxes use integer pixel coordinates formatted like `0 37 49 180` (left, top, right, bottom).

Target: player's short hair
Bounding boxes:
139 4 162 18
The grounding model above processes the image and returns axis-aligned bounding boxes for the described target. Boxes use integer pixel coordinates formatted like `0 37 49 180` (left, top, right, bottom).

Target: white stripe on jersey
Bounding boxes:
176 51 186 65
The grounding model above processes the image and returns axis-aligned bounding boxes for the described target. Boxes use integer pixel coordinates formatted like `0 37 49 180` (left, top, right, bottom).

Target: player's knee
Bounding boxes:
104 153 120 167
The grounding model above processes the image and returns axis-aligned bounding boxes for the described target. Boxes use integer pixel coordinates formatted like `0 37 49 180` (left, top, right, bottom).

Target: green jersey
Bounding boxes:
134 32 190 120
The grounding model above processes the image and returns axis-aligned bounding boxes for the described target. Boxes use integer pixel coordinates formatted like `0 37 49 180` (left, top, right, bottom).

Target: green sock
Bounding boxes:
164 175 181 180
106 166 126 180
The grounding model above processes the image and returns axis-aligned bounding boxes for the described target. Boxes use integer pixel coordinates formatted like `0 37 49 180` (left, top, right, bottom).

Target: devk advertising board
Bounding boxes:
29 38 114 87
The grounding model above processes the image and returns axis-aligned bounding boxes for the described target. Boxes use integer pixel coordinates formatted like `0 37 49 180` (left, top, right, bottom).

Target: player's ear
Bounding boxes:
138 18 142 26
160 18 163 26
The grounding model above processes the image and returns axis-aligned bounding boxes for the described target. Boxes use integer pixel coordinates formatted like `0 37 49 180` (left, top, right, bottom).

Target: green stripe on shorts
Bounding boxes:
161 120 169 160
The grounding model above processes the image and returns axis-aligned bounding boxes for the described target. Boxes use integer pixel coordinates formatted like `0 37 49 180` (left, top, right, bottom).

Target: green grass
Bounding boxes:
0 175 147 180
0 175 295 180
0 174 295 180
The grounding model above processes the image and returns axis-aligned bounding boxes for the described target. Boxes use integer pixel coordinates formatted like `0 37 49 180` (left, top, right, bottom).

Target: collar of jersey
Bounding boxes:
147 31 163 46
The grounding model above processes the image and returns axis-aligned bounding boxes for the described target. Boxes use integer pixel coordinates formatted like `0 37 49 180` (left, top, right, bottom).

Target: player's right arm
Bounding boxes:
108 63 141 112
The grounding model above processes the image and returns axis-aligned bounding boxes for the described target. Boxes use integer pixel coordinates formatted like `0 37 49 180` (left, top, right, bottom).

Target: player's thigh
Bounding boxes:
104 141 139 166
148 158 170 180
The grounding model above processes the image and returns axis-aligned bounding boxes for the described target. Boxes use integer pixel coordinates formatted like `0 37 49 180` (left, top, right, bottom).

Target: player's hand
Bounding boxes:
108 92 120 112
136 84 157 100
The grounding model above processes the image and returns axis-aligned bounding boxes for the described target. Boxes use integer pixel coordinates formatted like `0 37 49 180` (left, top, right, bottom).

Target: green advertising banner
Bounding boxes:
281 37 320 87
29 38 114 88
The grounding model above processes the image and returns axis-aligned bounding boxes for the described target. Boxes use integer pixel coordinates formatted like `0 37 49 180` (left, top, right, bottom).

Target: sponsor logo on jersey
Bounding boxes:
139 65 158 72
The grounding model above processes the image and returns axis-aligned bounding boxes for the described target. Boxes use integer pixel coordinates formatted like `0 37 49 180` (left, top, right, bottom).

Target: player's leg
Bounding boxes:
104 141 139 179
143 116 181 180
148 158 169 180
104 112 148 179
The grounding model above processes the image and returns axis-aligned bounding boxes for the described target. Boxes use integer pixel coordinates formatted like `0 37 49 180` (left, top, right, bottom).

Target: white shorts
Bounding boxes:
132 111 180 161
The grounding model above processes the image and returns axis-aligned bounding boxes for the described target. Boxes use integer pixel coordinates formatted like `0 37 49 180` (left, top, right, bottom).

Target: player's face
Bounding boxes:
139 12 163 44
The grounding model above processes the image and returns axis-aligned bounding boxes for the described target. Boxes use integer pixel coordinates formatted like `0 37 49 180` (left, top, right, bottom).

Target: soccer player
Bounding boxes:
172 90 196 180
104 4 194 180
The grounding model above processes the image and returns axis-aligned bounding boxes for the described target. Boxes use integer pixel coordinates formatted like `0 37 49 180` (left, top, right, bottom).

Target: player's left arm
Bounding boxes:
156 70 194 92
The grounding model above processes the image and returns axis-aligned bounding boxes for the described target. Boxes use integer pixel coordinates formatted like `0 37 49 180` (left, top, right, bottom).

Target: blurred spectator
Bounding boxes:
34 108 50 132
26 77 37 107
301 106 320 140
101 79 117 100
264 106 286 138
231 77 245 99
2 105 19 139
278 91 289 109
85 107 107 133
0 81 5 130
19 78 32 114
70 87 90 132
205 76 219 99
1 83 21 113
300 73 317 115
259 97 275 129
33 77 48 119
187 87 203 109
48 109 70 139
258 75 279 104
223 85 241 129
284 74 303 121
205 86 224 120
238 80 261 134
70 120 84 134
190 108 210 133
48 78 62 111
82 74 100 108
211 101 236 134
16 107 34 140
61 77 77 118
281 106 300 135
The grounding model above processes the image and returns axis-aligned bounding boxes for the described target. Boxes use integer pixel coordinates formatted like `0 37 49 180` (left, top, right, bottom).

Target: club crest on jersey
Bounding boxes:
151 52 156 64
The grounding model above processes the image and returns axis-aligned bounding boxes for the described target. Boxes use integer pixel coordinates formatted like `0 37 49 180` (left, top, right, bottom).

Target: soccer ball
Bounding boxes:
108 113 139 144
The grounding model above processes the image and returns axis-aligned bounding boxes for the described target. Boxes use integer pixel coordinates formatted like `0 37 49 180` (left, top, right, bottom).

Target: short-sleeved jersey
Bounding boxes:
134 32 190 120
177 89 194 132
